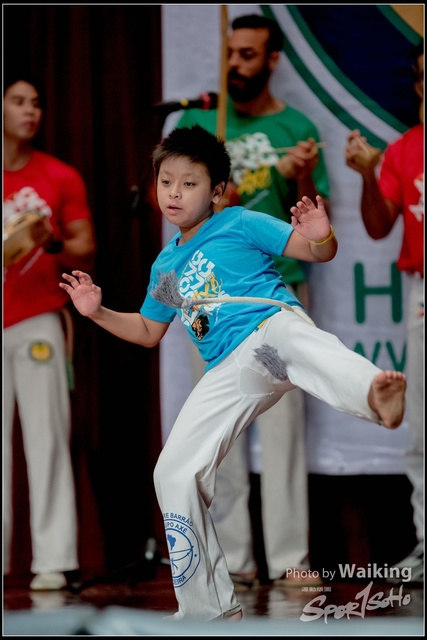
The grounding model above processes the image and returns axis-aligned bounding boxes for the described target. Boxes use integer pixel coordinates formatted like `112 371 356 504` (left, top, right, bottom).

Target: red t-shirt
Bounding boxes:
4 150 93 328
378 123 424 275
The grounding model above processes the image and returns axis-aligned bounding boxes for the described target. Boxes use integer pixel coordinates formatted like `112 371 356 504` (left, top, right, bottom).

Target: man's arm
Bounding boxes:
59 218 96 270
30 217 96 271
345 130 399 239
358 172 399 240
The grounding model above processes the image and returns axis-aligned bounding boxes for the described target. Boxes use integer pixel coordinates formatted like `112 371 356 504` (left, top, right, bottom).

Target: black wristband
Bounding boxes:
45 239 64 254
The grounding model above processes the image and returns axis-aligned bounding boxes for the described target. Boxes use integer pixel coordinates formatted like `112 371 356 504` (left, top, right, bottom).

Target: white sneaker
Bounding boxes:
30 572 67 591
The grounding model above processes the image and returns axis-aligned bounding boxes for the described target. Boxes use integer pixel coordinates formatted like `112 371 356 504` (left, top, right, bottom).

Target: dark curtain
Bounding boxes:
4 5 166 579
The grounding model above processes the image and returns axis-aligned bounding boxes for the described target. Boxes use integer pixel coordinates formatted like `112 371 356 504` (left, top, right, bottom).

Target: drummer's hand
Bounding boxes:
277 138 319 180
59 270 102 316
30 216 54 247
344 130 382 174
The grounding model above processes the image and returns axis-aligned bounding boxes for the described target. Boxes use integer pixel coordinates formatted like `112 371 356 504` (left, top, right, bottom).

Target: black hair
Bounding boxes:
3 69 46 108
231 13 284 54
152 125 231 189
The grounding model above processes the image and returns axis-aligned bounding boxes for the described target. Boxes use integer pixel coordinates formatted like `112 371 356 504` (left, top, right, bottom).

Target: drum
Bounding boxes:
3 210 47 267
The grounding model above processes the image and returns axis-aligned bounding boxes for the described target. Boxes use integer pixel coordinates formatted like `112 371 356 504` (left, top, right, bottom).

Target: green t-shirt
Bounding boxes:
177 98 330 286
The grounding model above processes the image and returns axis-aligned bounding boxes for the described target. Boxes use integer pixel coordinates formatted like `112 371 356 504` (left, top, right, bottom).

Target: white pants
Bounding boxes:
154 308 382 619
190 306 309 580
404 274 424 543
3 312 79 575
210 387 308 580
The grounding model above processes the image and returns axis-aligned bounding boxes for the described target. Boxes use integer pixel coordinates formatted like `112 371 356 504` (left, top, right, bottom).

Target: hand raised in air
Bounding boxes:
60 270 102 317
290 195 331 243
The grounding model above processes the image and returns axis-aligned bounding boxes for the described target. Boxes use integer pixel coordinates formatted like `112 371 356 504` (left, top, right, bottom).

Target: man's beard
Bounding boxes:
227 65 271 103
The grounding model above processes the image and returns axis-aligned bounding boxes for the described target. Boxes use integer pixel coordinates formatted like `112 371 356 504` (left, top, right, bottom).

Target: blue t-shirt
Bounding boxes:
140 206 303 371
178 100 330 286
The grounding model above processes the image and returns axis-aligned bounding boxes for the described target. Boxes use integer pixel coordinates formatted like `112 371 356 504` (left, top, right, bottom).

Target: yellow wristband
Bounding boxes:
309 225 334 246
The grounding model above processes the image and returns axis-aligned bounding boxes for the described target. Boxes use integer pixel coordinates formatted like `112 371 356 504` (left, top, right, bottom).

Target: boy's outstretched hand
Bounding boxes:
60 270 102 317
290 195 331 243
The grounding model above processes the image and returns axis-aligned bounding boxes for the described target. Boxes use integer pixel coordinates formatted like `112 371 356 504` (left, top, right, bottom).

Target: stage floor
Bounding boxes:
3 563 424 636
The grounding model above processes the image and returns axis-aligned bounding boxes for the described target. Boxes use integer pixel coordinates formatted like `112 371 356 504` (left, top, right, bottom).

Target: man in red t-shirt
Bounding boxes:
3 73 96 590
345 43 424 585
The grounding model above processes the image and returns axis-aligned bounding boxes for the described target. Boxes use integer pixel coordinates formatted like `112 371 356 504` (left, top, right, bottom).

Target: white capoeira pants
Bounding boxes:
404 274 424 544
3 312 79 575
210 386 308 580
190 327 309 580
154 307 383 620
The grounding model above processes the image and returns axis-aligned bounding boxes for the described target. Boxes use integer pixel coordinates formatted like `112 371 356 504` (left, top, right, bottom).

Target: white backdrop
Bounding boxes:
159 4 412 474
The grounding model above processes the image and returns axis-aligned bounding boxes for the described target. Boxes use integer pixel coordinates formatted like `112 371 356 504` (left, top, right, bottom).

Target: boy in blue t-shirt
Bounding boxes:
60 125 406 622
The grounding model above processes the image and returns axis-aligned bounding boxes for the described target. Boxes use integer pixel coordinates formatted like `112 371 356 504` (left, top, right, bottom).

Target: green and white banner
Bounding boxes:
159 5 423 474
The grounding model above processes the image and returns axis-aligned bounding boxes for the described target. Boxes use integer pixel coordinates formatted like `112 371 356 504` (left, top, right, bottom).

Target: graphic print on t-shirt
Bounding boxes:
178 249 229 339
409 174 424 222
226 131 277 195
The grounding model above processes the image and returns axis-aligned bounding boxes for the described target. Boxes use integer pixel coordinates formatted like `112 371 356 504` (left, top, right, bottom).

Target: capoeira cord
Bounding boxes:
151 271 295 313
152 271 290 381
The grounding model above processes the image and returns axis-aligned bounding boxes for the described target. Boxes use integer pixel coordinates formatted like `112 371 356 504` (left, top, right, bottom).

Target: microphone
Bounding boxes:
151 92 218 116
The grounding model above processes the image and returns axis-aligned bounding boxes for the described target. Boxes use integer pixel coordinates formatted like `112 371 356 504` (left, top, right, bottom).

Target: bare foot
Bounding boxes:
227 610 243 621
368 371 406 429
274 567 322 587
234 572 257 580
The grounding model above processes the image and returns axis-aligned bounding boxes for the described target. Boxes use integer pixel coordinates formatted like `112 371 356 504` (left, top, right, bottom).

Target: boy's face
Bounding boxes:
3 81 43 142
157 157 223 239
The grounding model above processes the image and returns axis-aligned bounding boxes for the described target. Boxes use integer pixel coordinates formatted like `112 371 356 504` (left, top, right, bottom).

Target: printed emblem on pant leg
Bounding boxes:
163 513 200 587
29 341 54 362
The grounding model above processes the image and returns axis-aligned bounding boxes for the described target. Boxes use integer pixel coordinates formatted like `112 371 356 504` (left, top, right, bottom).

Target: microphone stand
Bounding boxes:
72 109 176 595
68 537 162 593
104 109 170 278
84 98 216 594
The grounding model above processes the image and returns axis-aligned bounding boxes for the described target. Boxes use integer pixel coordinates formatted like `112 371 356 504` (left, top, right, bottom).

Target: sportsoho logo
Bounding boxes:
300 581 411 622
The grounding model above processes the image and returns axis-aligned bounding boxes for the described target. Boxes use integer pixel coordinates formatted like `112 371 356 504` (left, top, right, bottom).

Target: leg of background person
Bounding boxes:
13 313 79 575
3 328 16 577
210 432 257 577
404 274 424 545
257 387 309 580
188 339 256 577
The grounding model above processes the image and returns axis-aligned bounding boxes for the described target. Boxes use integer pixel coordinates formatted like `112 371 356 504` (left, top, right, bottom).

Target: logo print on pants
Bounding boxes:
29 341 53 362
164 515 200 587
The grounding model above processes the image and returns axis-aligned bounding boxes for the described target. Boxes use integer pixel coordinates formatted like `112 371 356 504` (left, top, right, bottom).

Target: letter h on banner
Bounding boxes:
354 262 402 323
